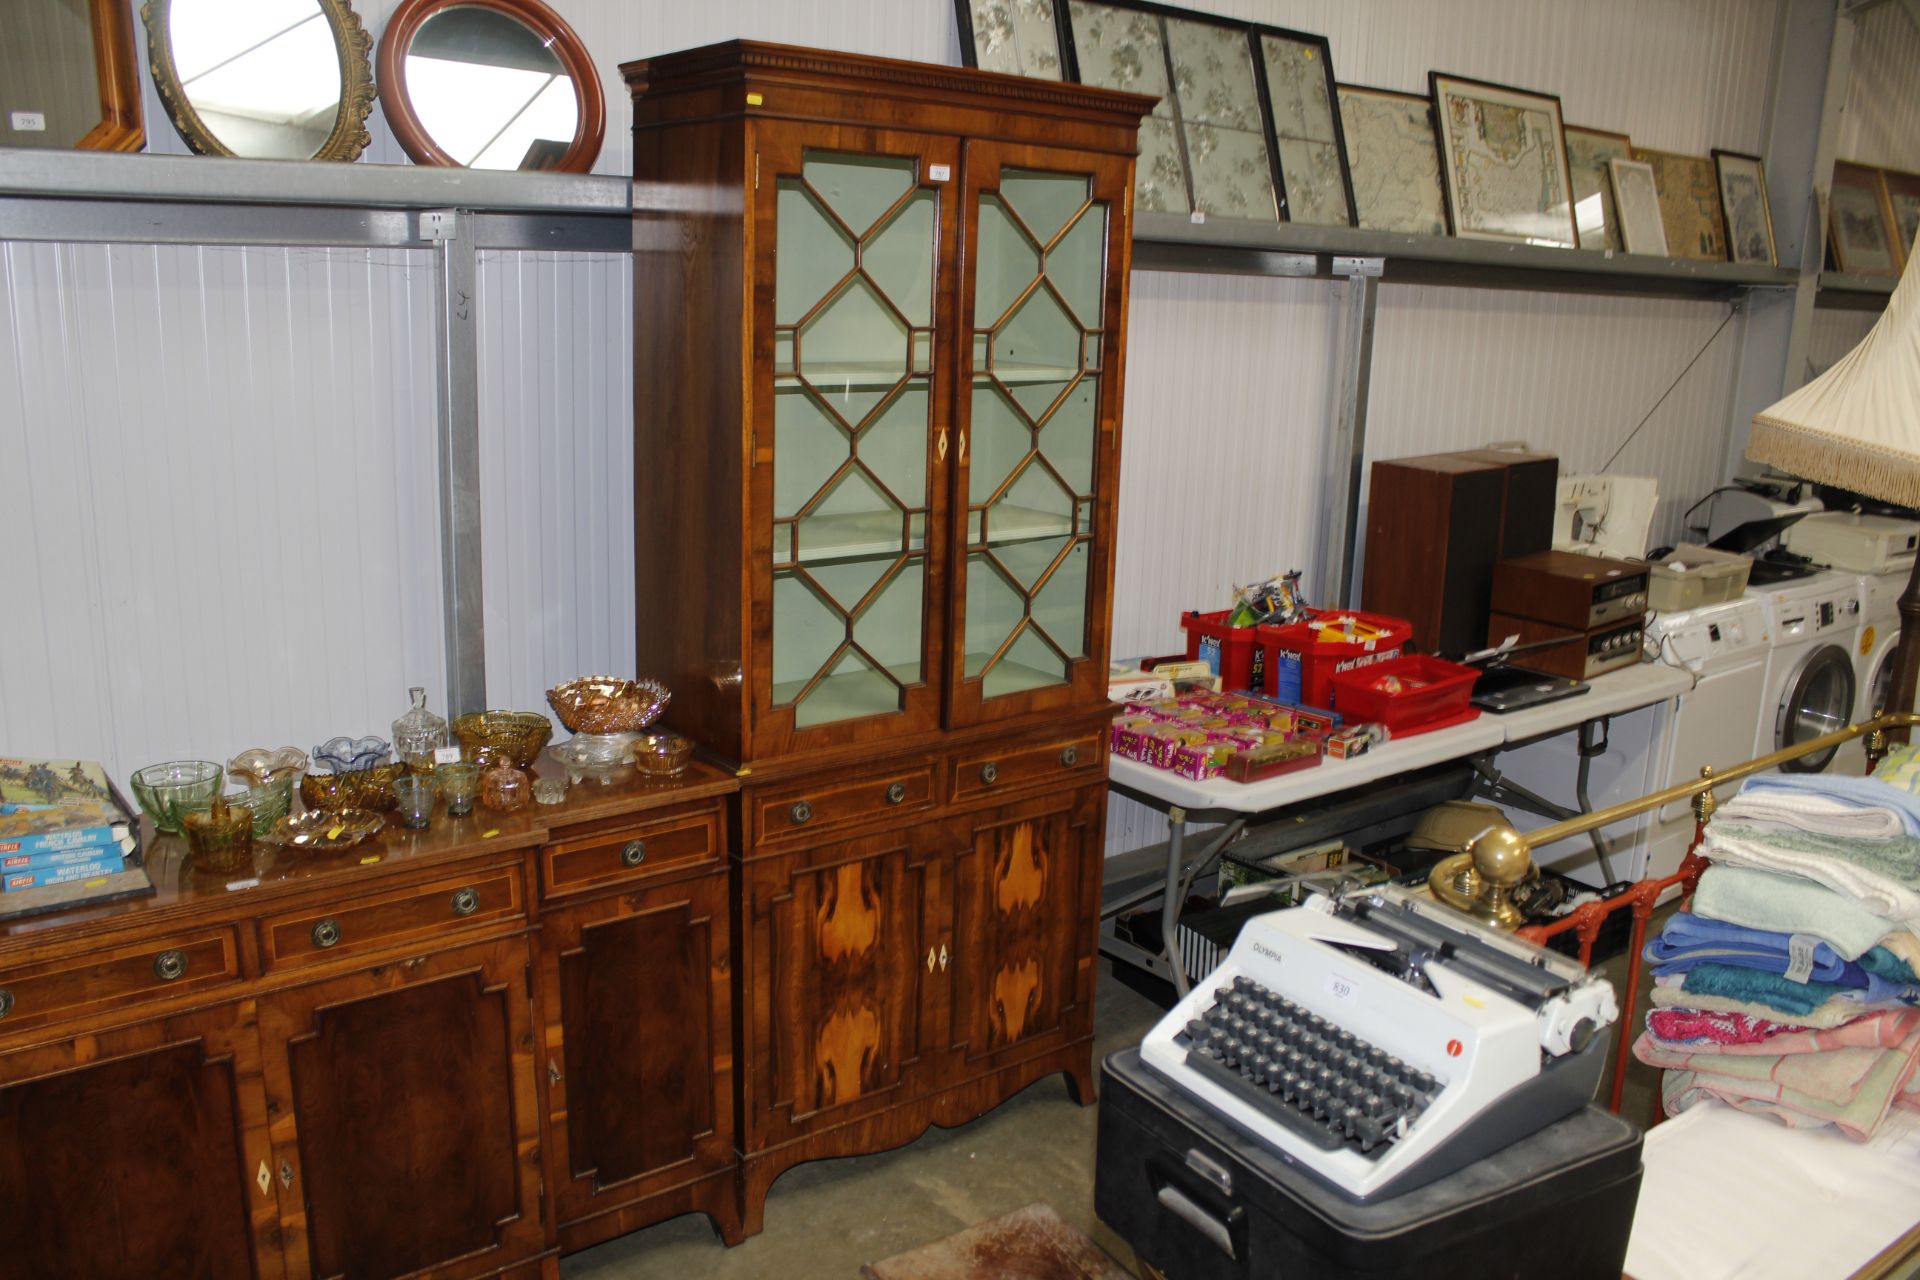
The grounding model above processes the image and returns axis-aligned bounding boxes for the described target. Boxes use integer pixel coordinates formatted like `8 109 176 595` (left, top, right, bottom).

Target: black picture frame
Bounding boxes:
953 0 1077 81
1334 82 1448 235
1246 23 1356 227
1711 148 1777 267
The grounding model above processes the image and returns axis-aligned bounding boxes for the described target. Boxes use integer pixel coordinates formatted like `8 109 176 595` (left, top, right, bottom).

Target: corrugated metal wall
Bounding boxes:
1837 2 1920 171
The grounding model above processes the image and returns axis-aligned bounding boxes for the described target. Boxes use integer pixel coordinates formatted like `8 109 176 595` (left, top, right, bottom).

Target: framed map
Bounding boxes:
1429 73 1577 247
1566 125 1632 251
1608 158 1667 257
1712 149 1776 267
956 0 1067 80
1884 168 1920 264
1252 27 1354 227
1632 147 1726 261
1830 160 1898 277
1335 84 1445 236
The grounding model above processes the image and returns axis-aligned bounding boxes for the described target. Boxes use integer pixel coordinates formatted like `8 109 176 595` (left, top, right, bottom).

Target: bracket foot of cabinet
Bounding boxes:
556 1165 744 1253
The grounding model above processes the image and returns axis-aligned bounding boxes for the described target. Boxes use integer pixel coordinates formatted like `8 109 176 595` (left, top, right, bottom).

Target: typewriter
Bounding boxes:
1139 884 1618 1200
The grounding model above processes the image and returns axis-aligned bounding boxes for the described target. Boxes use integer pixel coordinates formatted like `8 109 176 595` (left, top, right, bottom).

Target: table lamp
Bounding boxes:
1748 248 1920 739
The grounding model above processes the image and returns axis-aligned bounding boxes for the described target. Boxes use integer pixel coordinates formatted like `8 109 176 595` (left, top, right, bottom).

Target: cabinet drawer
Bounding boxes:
0 927 240 1034
950 732 1103 802
542 808 721 898
754 762 938 843
260 867 525 971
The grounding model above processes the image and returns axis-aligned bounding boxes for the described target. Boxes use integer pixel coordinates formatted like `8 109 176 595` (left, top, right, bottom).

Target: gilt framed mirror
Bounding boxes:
377 0 606 174
3 0 143 151
141 0 375 162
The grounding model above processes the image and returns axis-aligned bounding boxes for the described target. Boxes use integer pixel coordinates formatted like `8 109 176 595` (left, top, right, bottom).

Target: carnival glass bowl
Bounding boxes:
266 809 385 851
633 731 693 779
300 761 408 813
546 676 670 736
452 711 552 769
227 746 308 788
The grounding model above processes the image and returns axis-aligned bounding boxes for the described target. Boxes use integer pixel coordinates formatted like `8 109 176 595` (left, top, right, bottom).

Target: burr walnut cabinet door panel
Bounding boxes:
0 1004 279 1280
740 827 941 1151
948 141 1133 727
257 938 546 1280
749 123 962 760
945 785 1102 1077
542 869 733 1226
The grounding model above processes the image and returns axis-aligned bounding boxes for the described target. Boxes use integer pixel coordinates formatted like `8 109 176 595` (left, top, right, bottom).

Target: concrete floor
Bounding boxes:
561 968 1167 1279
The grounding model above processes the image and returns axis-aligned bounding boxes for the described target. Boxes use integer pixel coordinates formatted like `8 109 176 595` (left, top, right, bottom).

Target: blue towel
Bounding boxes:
1735 772 1920 837
1645 911 1858 983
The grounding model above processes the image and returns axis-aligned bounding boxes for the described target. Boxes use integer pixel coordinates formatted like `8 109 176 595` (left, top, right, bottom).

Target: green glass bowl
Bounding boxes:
129 760 224 834
452 711 553 769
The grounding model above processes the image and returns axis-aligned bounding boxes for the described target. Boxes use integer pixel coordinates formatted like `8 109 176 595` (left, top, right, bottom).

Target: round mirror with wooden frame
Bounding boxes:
141 0 375 161
377 0 606 174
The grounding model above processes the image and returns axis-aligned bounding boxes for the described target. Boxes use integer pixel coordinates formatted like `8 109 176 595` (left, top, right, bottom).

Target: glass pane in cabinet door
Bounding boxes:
771 150 936 728
966 170 1105 701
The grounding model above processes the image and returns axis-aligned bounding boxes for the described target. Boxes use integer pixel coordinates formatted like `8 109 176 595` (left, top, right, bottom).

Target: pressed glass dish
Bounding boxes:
313 736 391 774
632 731 693 779
129 760 224 833
226 746 308 788
392 687 449 766
180 793 254 873
452 711 553 769
212 782 290 838
266 808 385 851
300 762 409 813
546 676 670 735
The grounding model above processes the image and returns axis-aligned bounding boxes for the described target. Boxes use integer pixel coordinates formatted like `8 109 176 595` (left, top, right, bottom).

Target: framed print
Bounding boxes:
1608 158 1668 256
1065 0 1278 222
1712 149 1776 266
1631 148 1726 261
955 0 1067 80
1336 84 1446 236
1831 160 1899 277
1252 26 1354 226
1429 72 1577 247
1884 167 1920 263
1565 125 1632 251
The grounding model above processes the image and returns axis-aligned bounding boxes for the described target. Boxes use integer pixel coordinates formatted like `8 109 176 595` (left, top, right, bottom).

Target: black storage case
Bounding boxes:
1095 1049 1642 1280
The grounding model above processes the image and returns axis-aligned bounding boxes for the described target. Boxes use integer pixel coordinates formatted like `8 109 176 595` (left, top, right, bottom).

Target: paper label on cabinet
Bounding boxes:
929 164 950 182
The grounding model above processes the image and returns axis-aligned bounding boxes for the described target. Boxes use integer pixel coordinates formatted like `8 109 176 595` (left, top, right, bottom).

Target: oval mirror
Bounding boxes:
142 0 374 161
378 0 605 174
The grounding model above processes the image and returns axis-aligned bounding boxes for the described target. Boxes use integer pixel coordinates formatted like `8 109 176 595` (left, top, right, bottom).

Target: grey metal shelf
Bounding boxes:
1815 270 1897 311
1131 211 1800 300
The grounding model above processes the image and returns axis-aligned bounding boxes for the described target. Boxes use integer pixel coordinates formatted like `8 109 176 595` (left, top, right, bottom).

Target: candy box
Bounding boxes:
1110 716 1157 760
1171 740 1237 781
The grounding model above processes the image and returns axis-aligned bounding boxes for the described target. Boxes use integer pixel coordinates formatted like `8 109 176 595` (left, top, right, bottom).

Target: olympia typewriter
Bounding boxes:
1140 884 1619 1200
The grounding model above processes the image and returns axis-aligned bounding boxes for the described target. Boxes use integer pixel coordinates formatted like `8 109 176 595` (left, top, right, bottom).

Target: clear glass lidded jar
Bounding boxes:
392 686 449 767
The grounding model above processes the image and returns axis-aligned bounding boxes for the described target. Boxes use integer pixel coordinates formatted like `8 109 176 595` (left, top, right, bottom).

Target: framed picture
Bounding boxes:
955 0 1068 80
1631 148 1727 261
1712 149 1776 266
1608 157 1668 257
1063 0 1278 222
1565 126 1632 251
1335 84 1446 236
1251 26 1354 226
1429 72 1577 247
1884 167 1920 264
1830 161 1899 276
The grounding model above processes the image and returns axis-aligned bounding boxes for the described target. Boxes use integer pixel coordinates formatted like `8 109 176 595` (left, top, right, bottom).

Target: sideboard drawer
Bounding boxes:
949 732 1104 802
754 762 938 844
0 927 240 1034
260 867 525 971
543 808 721 898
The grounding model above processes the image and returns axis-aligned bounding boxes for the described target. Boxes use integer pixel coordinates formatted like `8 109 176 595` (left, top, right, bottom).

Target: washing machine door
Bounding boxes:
1868 635 1914 717
1776 644 1857 772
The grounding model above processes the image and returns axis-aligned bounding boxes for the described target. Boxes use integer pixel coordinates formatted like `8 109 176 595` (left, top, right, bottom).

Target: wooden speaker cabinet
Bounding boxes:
622 41 1149 1236
1361 449 1558 654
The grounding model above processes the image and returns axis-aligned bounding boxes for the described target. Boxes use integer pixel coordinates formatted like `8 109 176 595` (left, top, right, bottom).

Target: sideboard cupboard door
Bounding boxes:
740 827 941 1151
748 125 962 761
257 938 546 1280
943 785 1102 1079
0 1004 278 1280
947 141 1133 727
542 868 734 1234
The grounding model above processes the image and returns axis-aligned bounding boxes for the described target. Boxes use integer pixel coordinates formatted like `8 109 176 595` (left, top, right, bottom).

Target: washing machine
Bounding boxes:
1642 597 1772 880
1753 571 1862 773
1835 568 1915 774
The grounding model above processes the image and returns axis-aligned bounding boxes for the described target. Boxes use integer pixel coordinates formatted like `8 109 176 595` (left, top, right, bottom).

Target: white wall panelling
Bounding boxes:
1836 2 1920 172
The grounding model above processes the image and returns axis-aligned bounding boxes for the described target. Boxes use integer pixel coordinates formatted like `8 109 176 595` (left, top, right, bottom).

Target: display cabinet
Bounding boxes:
627 39 1148 1234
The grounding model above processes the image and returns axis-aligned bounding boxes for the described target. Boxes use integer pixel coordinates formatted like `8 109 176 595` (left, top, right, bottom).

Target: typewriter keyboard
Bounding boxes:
1182 975 1442 1157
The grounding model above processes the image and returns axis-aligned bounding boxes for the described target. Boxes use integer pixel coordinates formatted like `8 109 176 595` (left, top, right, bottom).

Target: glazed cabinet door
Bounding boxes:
944 785 1103 1077
949 141 1132 725
257 937 547 1280
540 869 733 1229
749 123 961 759
739 826 941 1151
0 1004 280 1280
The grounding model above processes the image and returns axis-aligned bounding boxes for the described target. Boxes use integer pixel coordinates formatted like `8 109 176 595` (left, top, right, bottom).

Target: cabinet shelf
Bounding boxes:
785 504 1071 564
779 362 1081 391
773 661 922 722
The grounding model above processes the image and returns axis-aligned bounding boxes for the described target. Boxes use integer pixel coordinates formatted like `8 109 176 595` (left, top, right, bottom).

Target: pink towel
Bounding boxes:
1646 1008 1920 1054
1646 1027 1920 1139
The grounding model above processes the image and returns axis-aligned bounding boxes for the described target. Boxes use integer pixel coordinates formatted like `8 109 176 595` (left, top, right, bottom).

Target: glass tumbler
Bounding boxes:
391 775 438 830
437 762 480 817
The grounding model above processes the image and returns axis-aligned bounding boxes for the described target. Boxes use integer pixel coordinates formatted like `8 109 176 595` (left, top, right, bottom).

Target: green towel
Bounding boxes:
1693 865 1899 960
1862 947 1918 985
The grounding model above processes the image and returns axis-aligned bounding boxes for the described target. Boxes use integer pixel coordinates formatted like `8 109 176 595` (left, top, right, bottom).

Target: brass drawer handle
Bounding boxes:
1060 746 1079 768
451 887 480 917
621 839 647 867
790 800 812 825
979 762 999 785
311 918 342 949
0 988 12 1019
886 781 907 805
152 949 188 982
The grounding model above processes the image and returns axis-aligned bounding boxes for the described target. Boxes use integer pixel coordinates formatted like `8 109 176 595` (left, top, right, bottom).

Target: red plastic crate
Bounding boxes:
1258 609 1412 707
1328 653 1479 735
1181 610 1267 691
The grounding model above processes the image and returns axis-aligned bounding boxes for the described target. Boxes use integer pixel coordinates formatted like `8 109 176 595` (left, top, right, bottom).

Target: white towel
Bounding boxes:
1718 791 1907 841
1702 828 1920 924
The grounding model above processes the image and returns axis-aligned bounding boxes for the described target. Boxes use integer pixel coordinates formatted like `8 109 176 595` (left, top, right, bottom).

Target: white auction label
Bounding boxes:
1327 971 1358 1002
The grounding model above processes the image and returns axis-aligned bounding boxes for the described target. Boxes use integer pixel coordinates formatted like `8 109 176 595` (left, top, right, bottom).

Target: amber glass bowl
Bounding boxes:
633 731 693 779
300 762 409 813
452 711 553 769
546 676 670 735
